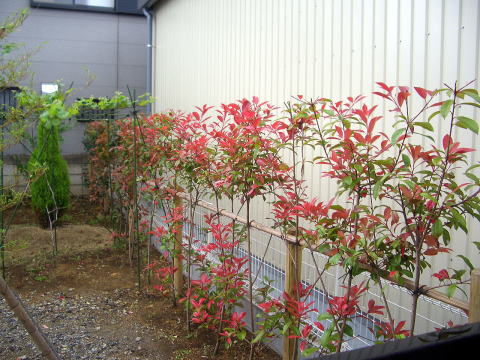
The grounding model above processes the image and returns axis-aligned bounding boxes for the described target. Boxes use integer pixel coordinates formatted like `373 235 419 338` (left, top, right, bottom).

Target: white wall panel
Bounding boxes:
152 0 480 314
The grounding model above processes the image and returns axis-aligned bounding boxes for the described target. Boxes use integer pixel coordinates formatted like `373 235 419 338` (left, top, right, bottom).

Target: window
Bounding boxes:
30 0 142 15
75 0 114 8
34 0 73 5
41 83 59 94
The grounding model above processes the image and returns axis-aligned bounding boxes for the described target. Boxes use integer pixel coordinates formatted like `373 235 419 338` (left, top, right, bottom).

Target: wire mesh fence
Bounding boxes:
143 194 469 352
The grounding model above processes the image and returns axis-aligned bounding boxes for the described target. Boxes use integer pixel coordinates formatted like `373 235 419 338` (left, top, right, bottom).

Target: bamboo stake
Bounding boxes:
0 275 60 360
173 192 184 302
128 206 134 263
469 269 480 323
283 242 302 360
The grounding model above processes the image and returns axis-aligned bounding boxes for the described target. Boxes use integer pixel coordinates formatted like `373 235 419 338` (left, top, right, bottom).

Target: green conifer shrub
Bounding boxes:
28 97 70 227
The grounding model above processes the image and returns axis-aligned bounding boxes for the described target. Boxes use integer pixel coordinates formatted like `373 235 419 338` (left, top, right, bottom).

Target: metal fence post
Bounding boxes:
283 241 303 360
469 268 480 323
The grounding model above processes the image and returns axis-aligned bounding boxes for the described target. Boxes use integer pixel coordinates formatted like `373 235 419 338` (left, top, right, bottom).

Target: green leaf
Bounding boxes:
328 253 341 265
456 116 479 134
391 128 406 145
447 284 457 298
440 100 453 118
458 255 474 270
413 122 434 131
251 330 265 344
401 269 414 278
442 229 451 245
451 209 467 233
420 192 436 202
373 173 390 199
461 102 480 109
428 110 441 122
402 154 411 168
343 176 353 186
452 269 466 281
344 324 354 337
353 164 363 173
317 313 333 321
320 328 333 348
301 347 319 357
463 89 480 103
237 329 246 341
432 219 443 237
403 180 416 189
466 173 479 184
473 242 480 251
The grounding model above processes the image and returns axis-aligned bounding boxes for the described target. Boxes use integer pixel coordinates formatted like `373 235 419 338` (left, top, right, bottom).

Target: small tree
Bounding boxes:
28 91 71 228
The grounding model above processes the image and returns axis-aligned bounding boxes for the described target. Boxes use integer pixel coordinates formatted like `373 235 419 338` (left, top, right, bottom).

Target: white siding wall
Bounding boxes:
151 0 480 328
153 0 479 109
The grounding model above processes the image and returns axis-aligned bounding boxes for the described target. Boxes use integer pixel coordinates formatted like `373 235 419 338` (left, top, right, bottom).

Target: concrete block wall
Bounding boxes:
3 154 89 196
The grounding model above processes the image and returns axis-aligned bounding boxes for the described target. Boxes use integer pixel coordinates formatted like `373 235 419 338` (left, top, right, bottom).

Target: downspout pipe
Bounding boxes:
143 7 153 114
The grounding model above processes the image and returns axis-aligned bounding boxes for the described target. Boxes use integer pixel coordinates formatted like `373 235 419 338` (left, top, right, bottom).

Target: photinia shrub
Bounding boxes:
89 82 480 358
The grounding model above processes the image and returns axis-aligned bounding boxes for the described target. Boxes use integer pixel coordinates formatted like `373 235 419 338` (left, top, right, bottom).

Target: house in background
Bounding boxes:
138 0 480 351
0 0 147 193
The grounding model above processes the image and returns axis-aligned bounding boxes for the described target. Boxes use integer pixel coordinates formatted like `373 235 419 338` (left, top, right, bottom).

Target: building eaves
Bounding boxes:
137 0 161 9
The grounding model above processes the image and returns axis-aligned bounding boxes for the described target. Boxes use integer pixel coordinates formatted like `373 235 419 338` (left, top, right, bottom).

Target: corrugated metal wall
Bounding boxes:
153 0 479 109
151 0 480 328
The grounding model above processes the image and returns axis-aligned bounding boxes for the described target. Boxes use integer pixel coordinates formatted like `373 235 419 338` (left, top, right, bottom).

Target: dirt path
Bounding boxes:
1 224 279 360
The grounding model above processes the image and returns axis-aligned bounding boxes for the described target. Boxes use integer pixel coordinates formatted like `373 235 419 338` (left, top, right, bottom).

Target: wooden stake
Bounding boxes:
469 269 480 323
283 242 302 360
0 276 60 360
173 192 184 302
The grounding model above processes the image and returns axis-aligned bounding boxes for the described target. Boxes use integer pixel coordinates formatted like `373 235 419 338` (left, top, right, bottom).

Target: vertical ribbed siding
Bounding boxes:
153 0 477 109
152 0 480 301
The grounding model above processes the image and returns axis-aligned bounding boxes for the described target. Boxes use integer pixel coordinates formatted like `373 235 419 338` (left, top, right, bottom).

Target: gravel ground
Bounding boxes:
0 288 166 360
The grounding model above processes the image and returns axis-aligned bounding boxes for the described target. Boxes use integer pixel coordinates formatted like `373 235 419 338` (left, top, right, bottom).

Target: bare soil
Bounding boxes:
1 198 279 360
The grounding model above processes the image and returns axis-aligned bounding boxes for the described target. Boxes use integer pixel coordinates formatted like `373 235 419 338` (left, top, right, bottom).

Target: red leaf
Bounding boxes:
353 132 366 143
376 82 394 93
373 91 390 99
395 321 408 334
424 248 438 256
414 87 430 99
397 90 411 107
368 299 385 315
424 235 439 247
442 134 453 151
301 324 313 338
300 340 308 352
428 101 444 108
384 207 392 221
433 269 450 281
